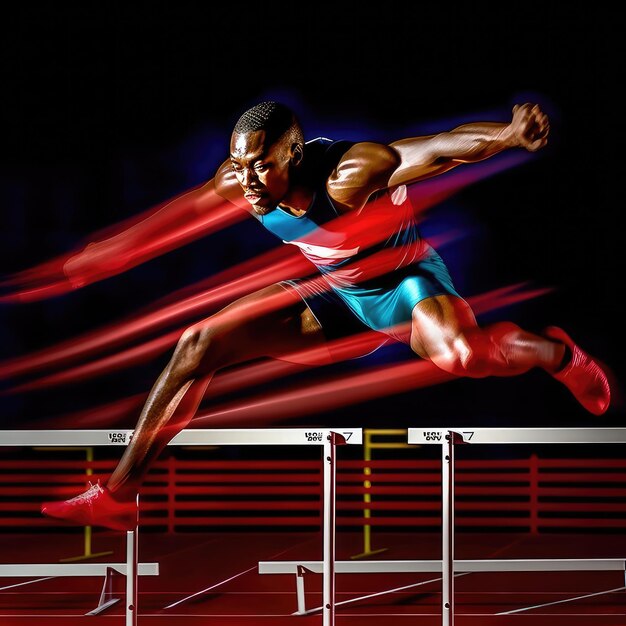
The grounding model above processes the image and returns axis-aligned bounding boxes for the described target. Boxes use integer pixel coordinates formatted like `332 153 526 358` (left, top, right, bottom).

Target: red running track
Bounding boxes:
1 531 625 625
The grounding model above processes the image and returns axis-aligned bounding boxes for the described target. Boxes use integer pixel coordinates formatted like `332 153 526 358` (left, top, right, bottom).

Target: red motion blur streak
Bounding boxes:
30 332 388 428
2 232 461 393
0 183 247 303
194 281 554 424
4 330 183 394
2 285 308 393
31 361 310 430
0 246 310 380
194 359 450 425
407 152 530 212
0 152 528 304
24 282 551 429
0 214 459 381
4 277 549 395
32 393 149 430
1 152 531 391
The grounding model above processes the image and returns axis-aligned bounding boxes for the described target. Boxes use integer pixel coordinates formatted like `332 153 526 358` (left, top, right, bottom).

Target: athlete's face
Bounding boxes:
229 130 295 215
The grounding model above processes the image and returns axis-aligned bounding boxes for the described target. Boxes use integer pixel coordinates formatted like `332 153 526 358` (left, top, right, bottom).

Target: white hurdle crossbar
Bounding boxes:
0 559 159 616
260 427 626 621
0 428 362 626
408 427 626 626
259 558 626 615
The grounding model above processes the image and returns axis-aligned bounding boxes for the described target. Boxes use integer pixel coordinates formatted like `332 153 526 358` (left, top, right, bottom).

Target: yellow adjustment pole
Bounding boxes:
351 429 408 559
350 431 376 559
35 446 114 562
362 430 375 557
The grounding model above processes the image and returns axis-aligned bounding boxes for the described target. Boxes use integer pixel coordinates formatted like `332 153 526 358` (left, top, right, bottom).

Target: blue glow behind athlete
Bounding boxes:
42 101 611 531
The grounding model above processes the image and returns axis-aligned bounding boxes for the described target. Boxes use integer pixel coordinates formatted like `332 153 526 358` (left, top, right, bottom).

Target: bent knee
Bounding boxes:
171 325 214 378
428 324 522 378
428 334 491 379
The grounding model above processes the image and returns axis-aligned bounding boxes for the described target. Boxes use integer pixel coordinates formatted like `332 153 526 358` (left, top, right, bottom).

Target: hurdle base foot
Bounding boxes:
86 566 121 616
350 548 388 560
86 598 120 615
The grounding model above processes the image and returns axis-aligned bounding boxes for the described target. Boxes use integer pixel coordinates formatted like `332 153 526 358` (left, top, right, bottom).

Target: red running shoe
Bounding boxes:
41 481 137 531
544 326 611 415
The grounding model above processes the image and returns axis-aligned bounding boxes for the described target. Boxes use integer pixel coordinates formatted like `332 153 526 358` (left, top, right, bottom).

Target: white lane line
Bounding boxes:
497 585 626 615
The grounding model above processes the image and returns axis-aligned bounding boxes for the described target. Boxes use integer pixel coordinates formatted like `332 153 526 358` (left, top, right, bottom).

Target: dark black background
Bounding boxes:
0 2 623 429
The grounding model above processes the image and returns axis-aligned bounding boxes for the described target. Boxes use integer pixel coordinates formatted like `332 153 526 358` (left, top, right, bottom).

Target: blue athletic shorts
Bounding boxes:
284 246 461 345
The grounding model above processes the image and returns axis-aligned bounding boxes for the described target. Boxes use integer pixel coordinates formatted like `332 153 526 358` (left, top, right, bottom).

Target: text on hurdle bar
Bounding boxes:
0 428 363 447
409 427 626 445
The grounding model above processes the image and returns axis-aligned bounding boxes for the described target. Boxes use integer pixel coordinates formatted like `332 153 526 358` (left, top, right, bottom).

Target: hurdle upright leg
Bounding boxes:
323 433 339 626
126 496 139 626
442 432 456 626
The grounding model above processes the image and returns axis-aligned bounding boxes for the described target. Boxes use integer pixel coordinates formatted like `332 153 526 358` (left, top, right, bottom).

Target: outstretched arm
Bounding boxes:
63 160 246 287
327 104 549 209
387 103 549 187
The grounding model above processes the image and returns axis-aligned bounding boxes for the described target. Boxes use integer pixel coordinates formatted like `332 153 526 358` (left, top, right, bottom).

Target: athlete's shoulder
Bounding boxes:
335 142 400 178
328 142 400 203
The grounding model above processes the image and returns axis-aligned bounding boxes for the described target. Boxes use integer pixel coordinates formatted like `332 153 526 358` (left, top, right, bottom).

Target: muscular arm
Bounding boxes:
327 104 549 208
388 103 549 187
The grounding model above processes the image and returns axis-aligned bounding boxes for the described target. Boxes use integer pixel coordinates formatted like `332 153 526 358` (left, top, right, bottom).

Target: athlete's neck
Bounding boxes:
278 185 314 217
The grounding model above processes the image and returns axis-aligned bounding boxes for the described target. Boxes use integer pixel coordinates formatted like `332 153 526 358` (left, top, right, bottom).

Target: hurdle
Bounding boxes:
260 427 626 624
409 427 626 626
0 427 362 626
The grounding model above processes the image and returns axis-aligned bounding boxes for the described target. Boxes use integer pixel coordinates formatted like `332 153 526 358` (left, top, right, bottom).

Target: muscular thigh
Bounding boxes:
189 283 330 369
409 294 477 359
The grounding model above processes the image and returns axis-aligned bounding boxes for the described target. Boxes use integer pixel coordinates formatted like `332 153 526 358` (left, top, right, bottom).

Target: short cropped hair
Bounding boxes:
233 101 304 147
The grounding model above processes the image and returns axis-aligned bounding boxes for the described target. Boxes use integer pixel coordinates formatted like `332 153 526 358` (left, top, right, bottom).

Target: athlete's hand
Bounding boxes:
508 103 550 152
63 236 132 288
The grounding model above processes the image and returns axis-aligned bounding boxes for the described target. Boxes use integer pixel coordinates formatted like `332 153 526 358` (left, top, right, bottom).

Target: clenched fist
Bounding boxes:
507 103 550 152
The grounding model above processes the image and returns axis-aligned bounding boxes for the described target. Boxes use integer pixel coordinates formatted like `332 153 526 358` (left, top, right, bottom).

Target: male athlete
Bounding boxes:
42 102 611 531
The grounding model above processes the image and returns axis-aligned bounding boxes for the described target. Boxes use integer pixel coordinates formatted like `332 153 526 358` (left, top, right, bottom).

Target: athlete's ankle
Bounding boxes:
104 482 138 504
544 343 569 374
553 344 572 373
542 335 569 373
